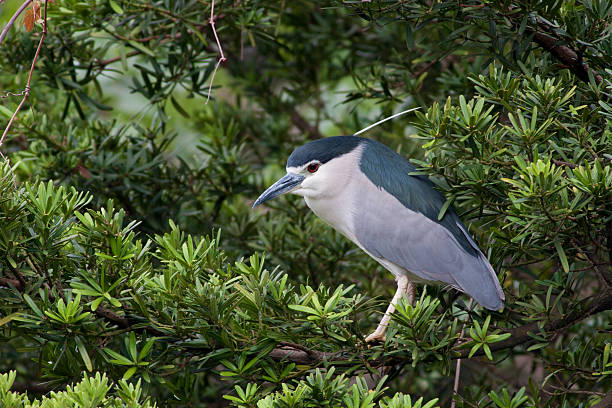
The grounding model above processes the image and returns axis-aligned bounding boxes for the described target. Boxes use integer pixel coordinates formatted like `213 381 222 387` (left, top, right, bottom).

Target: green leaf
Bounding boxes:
90 297 103 311
22 294 43 318
288 304 320 315
7 255 17 269
438 196 454 221
0 105 13 118
108 0 123 14
486 333 511 343
553 240 570 273
75 336 93 372
468 343 482 358
483 344 493 360
327 331 347 342
526 342 549 352
139 339 155 360
123 367 137 380
170 96 191 118
105 349 134 365
0 312 21 327
128 40 155 57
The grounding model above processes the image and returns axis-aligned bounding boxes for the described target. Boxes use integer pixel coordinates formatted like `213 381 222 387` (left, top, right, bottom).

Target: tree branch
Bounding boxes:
524 15 603 86
269 344 337 365
593 393 612 408
0 276 23 290
2 270 164 337
10 379 59 394
206 0 227 103
91 306 164 337
267 290 612 365
0 0 33 46
530 31 600 84
551 159 578 169
458 289 612 359
0 0 48 160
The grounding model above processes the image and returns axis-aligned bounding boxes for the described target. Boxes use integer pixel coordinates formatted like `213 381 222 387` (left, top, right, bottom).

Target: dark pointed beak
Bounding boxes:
252 173 305 208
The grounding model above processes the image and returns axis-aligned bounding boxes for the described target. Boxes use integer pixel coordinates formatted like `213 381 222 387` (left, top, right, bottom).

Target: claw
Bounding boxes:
365 330 386 343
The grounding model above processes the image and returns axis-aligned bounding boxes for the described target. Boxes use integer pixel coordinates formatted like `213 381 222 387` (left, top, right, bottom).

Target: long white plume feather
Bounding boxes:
353 107 421 136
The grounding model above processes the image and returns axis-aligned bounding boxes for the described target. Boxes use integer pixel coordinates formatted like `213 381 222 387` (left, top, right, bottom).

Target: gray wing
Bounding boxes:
354 192 504 310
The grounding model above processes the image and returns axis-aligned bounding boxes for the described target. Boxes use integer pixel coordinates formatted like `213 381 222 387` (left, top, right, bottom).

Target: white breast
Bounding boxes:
302 147 363 243
302 148 421 282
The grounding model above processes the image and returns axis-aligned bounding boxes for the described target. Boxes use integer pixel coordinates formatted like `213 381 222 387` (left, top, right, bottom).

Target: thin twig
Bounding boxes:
206 0 227 103
95 50 141 68
1 90 28 99
278 341 317 356
0 0 48 160
552 159 578 169
0 0 33 46
450 298 473 408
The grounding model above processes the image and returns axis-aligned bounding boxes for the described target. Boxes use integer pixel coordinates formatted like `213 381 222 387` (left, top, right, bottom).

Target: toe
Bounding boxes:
365 332 385 343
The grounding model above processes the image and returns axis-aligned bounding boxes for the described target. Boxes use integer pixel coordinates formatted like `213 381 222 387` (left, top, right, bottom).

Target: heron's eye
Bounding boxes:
307 163 320 173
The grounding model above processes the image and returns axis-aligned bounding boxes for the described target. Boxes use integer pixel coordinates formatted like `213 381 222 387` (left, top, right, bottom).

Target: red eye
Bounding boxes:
307 163 320 173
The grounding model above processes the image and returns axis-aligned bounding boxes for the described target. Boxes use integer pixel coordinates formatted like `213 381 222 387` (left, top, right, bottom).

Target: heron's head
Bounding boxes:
252 136 365 207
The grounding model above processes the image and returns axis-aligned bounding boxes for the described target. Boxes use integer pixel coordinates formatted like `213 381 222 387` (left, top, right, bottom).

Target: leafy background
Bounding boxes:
0 0 610 407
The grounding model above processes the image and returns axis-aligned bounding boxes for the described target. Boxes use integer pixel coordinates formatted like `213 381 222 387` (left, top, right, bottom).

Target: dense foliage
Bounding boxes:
0 0 610 407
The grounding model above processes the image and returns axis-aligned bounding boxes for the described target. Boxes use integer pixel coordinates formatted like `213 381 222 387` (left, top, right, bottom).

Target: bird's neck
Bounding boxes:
304 184 358 243
302 146 365 243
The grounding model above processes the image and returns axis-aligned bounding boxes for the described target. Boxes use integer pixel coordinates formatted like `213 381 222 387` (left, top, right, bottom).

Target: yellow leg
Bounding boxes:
365 276 415 343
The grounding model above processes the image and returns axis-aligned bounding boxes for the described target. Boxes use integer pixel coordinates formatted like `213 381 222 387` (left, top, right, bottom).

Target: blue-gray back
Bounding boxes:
358 138 476 255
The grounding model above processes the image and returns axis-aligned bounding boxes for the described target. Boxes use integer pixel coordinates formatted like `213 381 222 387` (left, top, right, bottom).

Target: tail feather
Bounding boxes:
455 221 504 310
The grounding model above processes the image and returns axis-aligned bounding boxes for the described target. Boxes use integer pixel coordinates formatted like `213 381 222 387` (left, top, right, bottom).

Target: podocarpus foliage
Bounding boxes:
0 0 610 407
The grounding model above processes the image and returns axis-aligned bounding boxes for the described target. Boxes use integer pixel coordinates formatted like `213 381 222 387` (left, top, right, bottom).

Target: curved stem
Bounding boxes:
0 0 33 46
0 0 47 159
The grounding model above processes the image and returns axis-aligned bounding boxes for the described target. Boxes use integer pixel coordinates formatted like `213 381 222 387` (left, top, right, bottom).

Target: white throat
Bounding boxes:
295 146 364 242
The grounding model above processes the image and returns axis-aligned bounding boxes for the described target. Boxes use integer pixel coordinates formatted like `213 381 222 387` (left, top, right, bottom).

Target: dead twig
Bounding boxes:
0 0 33 46
0 0 48 160
552 159 578 169
206 0 227 103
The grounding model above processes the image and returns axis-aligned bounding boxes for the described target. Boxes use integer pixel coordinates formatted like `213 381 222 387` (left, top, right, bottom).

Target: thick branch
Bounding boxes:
0 276 22 290
458 289 612 359
530 31 600 84
268 290 612 365
10 380 59 394
92 306 163 336
269 345 337 365
521 14 604 87
551 159 578 169
2 269 163 336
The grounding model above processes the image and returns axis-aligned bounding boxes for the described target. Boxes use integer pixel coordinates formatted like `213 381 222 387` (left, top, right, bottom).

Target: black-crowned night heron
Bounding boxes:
253 136 504 342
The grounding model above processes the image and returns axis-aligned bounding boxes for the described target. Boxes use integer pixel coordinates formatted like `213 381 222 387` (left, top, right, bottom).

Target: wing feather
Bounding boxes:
353 180 504 310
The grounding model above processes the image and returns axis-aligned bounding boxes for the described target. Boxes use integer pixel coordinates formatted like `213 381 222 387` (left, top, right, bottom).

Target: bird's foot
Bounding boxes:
365 329 386 343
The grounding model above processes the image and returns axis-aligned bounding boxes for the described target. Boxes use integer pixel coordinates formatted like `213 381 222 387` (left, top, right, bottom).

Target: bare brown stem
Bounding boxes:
0 0 48 160
267 289 612 365
0 0 33 46
206 0 227 103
